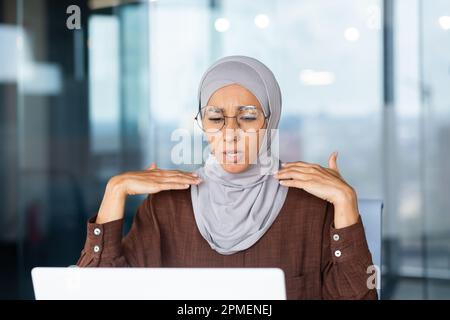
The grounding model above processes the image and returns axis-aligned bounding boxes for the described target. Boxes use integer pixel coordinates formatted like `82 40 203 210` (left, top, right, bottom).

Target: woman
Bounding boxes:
77 55 377 300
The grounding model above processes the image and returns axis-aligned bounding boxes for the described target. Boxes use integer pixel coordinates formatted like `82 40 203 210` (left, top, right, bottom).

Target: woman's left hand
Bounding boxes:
274 151 359 229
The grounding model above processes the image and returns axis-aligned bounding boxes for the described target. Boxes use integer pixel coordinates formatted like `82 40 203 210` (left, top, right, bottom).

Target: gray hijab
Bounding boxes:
190 55 288 255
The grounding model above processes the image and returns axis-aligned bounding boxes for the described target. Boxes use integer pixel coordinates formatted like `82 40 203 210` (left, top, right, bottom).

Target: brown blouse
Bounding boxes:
77 186 378 300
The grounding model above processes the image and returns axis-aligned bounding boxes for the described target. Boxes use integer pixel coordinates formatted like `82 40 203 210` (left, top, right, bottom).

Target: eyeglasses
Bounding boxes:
194 105 268 133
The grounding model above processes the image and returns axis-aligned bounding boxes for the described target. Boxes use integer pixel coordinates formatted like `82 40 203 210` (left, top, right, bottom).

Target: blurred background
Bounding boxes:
0 0 449 299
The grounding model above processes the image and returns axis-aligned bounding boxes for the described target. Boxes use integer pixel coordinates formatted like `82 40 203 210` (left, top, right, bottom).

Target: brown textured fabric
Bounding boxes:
77 187 378 300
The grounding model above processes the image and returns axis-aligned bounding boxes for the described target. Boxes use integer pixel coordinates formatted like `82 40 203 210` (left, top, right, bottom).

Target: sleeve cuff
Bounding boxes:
84 215 124 259
329 215 372 263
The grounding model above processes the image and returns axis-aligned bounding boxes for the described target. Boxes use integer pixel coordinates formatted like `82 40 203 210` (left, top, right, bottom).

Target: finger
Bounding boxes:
277 165 341 182
328 151 339 172
149 169 198 179
324 167 342 179
278 179 308 189
160 169 199 177
274 164 342 185
276 165 322 176
158 175 202 184
274 170 314 181
281 161 314 169
176 170 199 177
280 162 331 177
156 182 191 190
160 172 200 180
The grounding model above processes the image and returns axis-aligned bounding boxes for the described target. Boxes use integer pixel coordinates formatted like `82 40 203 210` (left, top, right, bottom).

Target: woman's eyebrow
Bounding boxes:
207 106 224 112
207 105 257 113
238 105 257 111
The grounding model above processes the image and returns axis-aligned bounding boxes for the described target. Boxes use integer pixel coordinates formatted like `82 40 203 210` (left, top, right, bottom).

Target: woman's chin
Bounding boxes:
221 163 250 174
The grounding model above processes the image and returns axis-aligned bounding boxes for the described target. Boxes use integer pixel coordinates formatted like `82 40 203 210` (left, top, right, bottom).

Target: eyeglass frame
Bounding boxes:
194 103 270 133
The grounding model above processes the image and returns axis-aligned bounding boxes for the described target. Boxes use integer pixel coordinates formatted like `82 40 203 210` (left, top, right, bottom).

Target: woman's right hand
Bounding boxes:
96 163 202 224
111 162 202 196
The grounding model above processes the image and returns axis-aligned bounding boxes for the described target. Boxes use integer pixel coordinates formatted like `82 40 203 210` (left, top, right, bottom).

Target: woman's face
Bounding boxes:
205 84 267 174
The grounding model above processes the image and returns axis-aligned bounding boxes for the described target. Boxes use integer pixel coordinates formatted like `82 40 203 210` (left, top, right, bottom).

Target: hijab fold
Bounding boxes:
190 55 288 255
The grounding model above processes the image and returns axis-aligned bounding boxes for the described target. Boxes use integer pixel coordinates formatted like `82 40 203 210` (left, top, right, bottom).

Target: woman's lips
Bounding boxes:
223 151 244 163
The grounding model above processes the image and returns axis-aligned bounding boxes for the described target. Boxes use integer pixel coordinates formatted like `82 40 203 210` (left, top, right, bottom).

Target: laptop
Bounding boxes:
31 267 286 300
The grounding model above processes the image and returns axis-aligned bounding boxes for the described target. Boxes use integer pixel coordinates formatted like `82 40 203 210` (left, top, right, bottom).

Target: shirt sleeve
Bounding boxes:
76 195 162 268
321 201 379 300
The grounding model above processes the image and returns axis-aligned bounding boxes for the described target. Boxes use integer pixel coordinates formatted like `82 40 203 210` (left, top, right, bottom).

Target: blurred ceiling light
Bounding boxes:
254 14 270 29
299 69 335 86
344 27 360 42
215 18 230 32
438 16 450 30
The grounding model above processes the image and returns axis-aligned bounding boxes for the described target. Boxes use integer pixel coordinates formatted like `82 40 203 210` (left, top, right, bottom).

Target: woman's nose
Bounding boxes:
223 116 239 130
223 125 239 143
221 117 239 142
